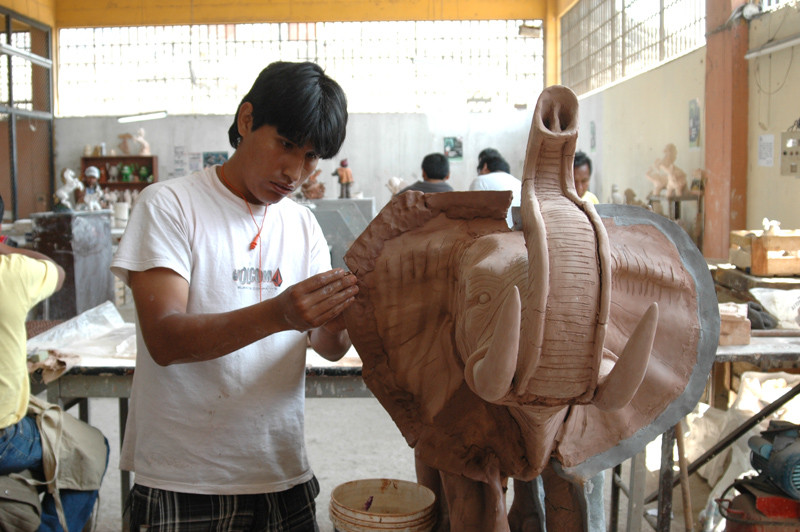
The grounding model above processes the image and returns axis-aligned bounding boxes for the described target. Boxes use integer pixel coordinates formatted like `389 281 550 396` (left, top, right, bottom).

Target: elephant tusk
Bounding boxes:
592 302 659 411
468 286 522 403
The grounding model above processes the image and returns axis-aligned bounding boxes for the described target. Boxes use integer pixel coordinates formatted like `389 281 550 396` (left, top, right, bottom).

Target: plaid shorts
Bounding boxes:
126 476 321 532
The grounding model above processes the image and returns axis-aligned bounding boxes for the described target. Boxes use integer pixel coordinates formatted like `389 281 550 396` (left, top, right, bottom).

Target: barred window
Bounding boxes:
560 0 705 96
57 20 544 117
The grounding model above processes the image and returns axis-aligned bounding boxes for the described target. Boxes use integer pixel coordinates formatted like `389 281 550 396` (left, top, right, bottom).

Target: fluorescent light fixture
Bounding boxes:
745 33 800 60
117 111 168 124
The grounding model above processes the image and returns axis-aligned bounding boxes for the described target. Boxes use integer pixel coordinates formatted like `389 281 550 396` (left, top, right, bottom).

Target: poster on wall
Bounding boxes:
758 134 774 167
203 151 229 168
174 146 189 177
443 137 463 160
689 99 701 148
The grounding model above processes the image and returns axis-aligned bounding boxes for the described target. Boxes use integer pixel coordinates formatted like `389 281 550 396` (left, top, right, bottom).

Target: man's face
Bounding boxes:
236 107 320 205
574 163 591 199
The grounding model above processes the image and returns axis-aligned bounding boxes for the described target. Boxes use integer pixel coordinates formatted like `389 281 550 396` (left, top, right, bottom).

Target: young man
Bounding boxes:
111 61 358 530
1 194 107 532
469 151 521 229
398 152 453 194
574 150 599 204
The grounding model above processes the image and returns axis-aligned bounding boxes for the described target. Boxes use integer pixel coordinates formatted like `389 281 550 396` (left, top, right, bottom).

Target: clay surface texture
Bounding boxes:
343 86 718 531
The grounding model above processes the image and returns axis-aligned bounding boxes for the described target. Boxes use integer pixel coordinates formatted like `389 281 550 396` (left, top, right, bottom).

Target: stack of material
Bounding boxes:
719 302 751 345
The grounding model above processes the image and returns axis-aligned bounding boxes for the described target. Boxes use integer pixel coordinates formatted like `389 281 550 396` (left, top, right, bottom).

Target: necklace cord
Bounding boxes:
219 164 268 301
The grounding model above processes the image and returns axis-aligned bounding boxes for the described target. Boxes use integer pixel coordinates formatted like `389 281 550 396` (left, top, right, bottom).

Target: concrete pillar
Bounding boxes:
703 0 750 259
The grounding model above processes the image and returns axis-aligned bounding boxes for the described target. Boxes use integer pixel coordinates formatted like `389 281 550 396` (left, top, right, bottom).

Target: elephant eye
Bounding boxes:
478 292 491 304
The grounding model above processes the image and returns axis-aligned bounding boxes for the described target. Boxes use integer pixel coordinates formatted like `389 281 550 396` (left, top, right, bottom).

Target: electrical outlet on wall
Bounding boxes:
780 131 800 176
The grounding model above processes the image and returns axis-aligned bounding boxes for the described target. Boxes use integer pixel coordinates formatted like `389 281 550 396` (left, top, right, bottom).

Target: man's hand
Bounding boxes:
129 267 358 366
278 268 358 332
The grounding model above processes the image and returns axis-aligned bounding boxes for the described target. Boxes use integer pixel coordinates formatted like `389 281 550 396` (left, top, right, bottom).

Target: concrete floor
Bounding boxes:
81 393 713 532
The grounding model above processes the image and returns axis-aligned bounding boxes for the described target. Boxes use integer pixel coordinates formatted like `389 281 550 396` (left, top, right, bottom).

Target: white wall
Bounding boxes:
54 109 534 215
575 47 707 206
746 4 800 230
574 3 800 231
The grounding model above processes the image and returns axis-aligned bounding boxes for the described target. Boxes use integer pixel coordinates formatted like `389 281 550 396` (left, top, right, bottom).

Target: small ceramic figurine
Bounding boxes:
118 127 151 156
385 176 408 195
77 166 105 211
332 159 353 199
133 128 151 155
645 143 688 197
301 169 325 199
609 184 625 204
120 165 133 182
54 168 84 211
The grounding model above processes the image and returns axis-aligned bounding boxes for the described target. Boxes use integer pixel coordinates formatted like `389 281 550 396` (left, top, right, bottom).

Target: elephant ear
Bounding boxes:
554 203 719 479
343 190 517 466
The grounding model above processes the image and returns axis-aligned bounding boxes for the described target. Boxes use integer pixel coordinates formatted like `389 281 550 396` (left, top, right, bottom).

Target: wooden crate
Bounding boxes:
729 230 800 277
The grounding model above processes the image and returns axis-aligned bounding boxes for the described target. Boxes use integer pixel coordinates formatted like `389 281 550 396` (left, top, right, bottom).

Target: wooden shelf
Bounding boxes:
81 155 158 191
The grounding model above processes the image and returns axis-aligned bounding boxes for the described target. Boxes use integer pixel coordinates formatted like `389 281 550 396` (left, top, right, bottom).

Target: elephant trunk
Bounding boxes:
469 86 656 411
515 86 605 404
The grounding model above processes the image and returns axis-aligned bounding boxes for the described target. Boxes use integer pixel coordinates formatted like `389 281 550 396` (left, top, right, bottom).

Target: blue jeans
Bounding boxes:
0 415 107 532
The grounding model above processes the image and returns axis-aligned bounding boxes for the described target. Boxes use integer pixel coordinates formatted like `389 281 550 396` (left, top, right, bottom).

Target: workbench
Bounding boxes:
610 332 800 532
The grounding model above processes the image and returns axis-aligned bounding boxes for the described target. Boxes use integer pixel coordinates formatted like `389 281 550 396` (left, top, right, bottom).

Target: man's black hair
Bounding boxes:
228 61 348 159
477 147 502 172
422 153 450 181
574 150 592 174
482 154 511 174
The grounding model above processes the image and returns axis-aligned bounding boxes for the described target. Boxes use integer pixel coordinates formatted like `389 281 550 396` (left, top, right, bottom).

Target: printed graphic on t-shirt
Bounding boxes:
232 266 283 295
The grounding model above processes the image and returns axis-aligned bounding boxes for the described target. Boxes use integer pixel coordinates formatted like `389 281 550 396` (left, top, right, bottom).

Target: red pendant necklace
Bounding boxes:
219 164 268 251
219 164 268 300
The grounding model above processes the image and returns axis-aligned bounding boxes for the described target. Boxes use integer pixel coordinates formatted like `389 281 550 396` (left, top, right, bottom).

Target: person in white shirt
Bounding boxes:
112 61 357 531
469 150 521 229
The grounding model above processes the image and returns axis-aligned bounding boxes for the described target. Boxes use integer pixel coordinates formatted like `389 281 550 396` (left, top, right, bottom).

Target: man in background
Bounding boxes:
469 149 521 229
1 193 108 531
398 153 453 194
574 150 599 204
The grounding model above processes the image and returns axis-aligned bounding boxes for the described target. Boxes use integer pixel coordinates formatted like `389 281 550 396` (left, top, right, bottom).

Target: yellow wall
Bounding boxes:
2 0 55 27
1 0 570 88
53 0 547 27
43 0 564 88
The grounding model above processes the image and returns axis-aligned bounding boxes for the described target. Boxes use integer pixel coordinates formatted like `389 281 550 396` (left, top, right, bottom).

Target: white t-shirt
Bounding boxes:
469 171 522 228
111 165 331 494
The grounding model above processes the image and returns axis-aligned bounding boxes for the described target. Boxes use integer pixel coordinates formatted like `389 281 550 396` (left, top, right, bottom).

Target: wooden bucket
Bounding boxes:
329 478 436 532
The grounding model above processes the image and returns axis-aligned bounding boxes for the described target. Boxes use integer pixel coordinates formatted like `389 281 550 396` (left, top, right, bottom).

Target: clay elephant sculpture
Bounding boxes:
343 86 719 531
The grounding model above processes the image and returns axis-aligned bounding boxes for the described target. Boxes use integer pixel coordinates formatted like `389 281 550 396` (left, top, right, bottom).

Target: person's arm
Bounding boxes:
309 313 352 361
0 241 66 291
130 266 358 366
